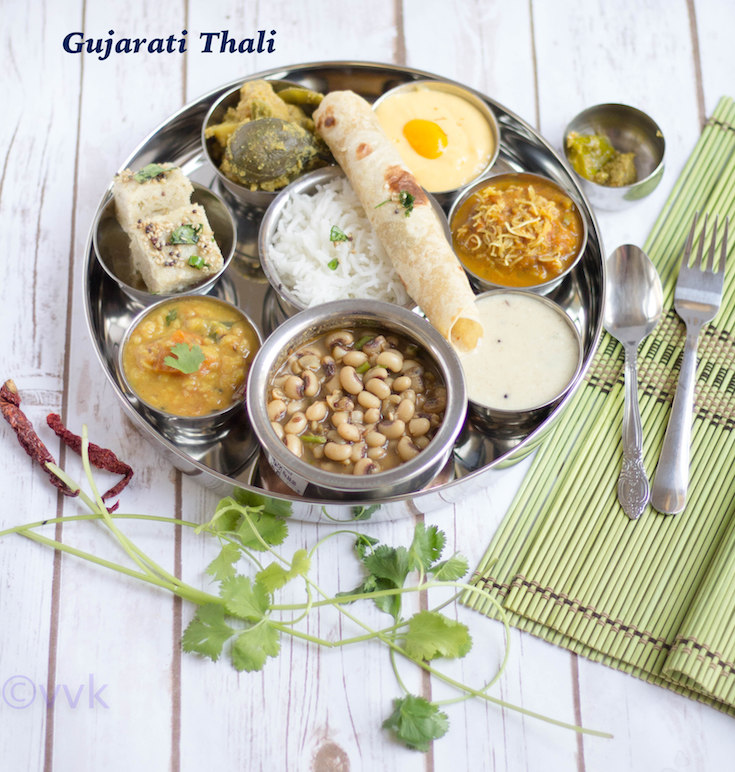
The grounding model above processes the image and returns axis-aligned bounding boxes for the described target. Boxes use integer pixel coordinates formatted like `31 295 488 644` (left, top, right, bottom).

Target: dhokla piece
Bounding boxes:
113 163 194 231
128 204 224 294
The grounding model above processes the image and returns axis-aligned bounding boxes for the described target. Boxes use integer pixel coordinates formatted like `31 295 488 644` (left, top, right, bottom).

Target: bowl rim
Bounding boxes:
447 170 589 292
371 78 501 196
461 288 584 414
93 180 237 304
561 102 666 192
246 299 467 493
118 294 263 422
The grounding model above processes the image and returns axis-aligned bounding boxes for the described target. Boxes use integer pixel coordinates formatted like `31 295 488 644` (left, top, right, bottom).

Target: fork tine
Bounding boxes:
706 215 718 272
719 216 729 276
680 211 699 270
693 212 709 269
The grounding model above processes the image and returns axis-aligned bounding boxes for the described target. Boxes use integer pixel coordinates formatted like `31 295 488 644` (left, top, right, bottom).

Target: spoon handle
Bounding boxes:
617 344 650 519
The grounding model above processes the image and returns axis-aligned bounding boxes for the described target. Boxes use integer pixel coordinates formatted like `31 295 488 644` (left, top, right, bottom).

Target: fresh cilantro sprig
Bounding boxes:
0 429 612 753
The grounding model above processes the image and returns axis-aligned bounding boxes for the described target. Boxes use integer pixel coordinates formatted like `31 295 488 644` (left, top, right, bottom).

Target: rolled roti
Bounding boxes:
313 90 482 351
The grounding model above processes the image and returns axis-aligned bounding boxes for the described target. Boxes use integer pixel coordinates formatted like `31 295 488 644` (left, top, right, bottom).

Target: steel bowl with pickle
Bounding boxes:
246 300 467 500
202 78 332 209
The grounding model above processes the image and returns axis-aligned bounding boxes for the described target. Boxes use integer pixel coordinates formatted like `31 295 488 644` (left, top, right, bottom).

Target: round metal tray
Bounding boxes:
83 61 605 522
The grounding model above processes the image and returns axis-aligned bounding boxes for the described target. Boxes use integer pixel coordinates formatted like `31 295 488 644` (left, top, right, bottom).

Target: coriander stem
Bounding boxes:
20 530 220 608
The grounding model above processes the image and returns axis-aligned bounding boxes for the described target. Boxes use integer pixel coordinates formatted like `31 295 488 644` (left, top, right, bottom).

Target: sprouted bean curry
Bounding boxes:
122 297 260 417
450 174 584 288
267 327 447 475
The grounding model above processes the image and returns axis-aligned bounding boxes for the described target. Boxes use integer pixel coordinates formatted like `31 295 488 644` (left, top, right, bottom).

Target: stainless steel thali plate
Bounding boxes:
83 61 605 522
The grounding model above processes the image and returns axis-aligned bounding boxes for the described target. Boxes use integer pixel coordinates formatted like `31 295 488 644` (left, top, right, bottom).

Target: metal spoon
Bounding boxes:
604 244 663 519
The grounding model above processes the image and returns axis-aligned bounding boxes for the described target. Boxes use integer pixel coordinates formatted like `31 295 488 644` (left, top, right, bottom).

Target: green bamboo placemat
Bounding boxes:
465 96 735 714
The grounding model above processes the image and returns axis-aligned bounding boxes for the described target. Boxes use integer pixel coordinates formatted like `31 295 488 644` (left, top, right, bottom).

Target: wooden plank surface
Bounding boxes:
2 1 735 770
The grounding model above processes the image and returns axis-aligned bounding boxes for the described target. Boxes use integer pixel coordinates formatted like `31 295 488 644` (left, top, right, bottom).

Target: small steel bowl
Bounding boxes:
202 79 323 211
563 103 666 211
459 289 583 438
94 181 236 307
447 172 588 295
246 299 467 500
118 296 262 445
258 165 447 318
372 79 500 207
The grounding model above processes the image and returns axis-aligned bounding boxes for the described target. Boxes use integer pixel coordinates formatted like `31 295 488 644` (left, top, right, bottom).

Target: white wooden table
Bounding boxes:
3 1 735 769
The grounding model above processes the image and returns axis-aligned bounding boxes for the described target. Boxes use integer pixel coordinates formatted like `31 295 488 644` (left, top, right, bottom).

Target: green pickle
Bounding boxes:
566 132 637 187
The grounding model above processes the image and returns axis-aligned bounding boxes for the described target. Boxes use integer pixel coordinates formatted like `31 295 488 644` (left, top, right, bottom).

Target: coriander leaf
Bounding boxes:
233 489 293 520
398 190 415 216
164 343 205 374
383 695 449 751
363 545 411 588
402 611 472 660
171 223 202 244
329 225 349 243
205 497 253 534
205 542 241 581
133 163 168 182
327 258 339 271
256 549 311 593
219 575 270 622
408 523 445 572
354 534 380 559
236 511 289 551
429 554 469 582
351 503 380 521
181 603 235 661
230 622 281 672
165 308 178 325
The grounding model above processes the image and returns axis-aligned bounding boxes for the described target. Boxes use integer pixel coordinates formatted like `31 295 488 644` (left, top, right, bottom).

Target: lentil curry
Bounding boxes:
267 326 447 475
451 173 584 287
122 297 259 417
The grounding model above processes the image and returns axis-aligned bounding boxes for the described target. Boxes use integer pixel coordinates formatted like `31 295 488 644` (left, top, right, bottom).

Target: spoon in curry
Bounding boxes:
604 244 663 519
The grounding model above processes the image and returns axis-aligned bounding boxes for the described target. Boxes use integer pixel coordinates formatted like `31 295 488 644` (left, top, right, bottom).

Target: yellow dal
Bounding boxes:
375 87 494 192
122 297 259 417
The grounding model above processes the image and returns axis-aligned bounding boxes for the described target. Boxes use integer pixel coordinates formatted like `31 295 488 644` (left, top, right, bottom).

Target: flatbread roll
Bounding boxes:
313 90 482 351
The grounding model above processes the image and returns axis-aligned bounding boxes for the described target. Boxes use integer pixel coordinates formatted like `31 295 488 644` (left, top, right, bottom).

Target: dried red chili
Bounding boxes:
1 379 76 496
46 414 133 508
2 379 134 511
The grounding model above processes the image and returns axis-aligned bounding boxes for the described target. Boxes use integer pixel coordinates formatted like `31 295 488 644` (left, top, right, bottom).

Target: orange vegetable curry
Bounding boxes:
122 296 260 417
450 174 584 287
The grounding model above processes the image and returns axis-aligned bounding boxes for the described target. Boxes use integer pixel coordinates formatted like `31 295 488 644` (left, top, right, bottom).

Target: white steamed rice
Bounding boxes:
266 175 411 308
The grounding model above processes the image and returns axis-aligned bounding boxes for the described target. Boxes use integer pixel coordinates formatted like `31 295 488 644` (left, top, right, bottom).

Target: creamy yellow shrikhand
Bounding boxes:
375 87 494 192
456 292 580 410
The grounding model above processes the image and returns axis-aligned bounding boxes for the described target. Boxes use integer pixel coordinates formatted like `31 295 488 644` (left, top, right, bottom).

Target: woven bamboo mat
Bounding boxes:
466 97 735 714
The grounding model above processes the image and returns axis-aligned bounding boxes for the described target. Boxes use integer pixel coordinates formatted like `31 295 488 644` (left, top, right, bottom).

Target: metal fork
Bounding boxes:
651 212 728 514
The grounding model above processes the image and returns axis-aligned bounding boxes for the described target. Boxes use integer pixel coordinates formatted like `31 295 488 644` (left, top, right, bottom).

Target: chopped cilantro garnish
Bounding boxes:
327 258 339 271
188 255 208 270
164 342 205 374
329 225 350 244
165 309 178 326
375 189 415 217
398 190 415 216
133 163 168 182
354 335 373 350
171 223 202 245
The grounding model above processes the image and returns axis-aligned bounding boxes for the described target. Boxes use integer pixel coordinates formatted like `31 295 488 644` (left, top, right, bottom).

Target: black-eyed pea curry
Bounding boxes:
267 327 447 475
122 296 260 417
